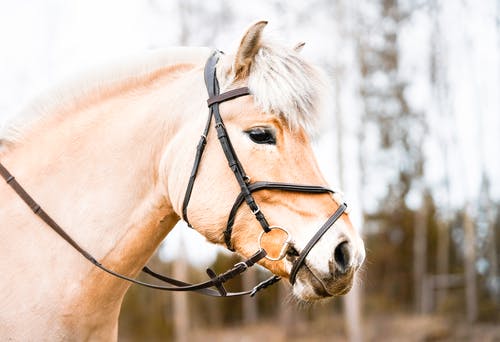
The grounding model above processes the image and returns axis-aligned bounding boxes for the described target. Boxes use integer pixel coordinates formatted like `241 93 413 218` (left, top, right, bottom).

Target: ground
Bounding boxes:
187 315 500 342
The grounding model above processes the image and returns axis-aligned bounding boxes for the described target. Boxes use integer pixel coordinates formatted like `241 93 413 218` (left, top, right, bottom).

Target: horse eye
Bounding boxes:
245 127 276 145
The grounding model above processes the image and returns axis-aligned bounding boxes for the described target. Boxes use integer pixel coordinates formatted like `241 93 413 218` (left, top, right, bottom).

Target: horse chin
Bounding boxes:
291 267 355 301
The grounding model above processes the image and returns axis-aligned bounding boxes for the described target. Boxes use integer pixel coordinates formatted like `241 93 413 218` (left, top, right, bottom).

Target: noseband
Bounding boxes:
0 50 346 297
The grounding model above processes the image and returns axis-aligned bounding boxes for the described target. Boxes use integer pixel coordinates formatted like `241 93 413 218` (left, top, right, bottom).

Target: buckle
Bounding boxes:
258 226 292 261
234 261 249 271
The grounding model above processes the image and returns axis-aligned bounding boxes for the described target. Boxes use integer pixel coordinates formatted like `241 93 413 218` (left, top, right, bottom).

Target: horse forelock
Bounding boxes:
244 40 331 136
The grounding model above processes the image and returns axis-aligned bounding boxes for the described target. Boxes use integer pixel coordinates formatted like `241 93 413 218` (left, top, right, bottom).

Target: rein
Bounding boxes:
0 50 346 297
0 162 277 297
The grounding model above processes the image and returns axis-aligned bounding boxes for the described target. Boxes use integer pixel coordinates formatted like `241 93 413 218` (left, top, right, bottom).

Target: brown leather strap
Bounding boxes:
0 160 272 297
206 87 250 106
288 203 347 284
224 181 335 250
0 162 98 263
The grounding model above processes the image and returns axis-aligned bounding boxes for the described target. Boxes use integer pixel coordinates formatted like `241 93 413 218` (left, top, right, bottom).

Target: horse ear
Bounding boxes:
234 21 268 80
294 42 306 52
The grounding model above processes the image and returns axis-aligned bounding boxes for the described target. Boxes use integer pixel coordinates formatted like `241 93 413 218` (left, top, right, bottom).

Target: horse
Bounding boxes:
0 21 365 340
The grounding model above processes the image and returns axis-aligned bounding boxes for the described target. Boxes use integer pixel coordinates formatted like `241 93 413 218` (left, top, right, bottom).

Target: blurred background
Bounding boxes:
1 0 499 341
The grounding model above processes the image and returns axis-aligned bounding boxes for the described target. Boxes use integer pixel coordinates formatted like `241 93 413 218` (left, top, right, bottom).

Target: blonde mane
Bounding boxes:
0 39 329 149
0 47 210 147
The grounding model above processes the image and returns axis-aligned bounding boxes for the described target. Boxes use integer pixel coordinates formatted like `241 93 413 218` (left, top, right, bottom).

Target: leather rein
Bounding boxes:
0 50 346 297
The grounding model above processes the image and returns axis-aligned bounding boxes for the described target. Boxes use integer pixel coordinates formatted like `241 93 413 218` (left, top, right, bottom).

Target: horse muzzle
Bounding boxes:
288 224 366 300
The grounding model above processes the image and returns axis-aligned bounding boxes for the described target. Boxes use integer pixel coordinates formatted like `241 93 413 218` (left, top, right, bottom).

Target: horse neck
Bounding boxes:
0 60 206 331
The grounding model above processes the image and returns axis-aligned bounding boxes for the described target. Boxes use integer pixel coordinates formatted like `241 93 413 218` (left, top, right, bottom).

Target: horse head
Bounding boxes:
167 22 365 300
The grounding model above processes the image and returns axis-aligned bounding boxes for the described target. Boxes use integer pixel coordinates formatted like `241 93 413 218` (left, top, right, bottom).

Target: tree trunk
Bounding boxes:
413 199 428 313
172 247 189 342
335 1 364 340
242 267 258 325
436 219 450 306
279 282 296 339
486 217 498 306
463 207 478 323
343 282 363 342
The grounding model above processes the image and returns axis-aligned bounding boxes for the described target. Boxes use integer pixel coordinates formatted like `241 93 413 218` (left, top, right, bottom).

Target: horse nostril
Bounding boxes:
286 245 300 258
333 241 351 274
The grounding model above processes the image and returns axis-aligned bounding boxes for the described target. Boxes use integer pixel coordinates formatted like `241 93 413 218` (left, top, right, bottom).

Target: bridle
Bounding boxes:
184 51 348 283
0 50 346 297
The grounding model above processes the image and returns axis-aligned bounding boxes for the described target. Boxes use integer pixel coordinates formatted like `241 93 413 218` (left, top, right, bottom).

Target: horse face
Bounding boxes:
172 94 365 300
213 97 365 300
169 21 365 300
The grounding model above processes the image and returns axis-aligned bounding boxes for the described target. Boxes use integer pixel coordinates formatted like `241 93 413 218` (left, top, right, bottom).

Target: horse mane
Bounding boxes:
0 47 210 148
0 39 330 150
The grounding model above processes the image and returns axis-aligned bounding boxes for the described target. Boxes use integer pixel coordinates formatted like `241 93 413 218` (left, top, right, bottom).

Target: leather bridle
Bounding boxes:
0 50 347 297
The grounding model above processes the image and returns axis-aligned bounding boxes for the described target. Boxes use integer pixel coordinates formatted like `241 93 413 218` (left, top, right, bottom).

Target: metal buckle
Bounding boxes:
234 261 248 271
258 226 292 261
332 191 344 204
332 192 350 214
251 206 260 215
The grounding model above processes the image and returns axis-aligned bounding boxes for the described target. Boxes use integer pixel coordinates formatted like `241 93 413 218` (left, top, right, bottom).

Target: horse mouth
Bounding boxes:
292 263 355 300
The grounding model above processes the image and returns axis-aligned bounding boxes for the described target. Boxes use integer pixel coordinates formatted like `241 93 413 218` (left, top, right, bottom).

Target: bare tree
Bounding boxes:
172 239 190 342
413 195 428 313
241 268 258 324
463 206 478 323
279 282 298 339
334 0 364 340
